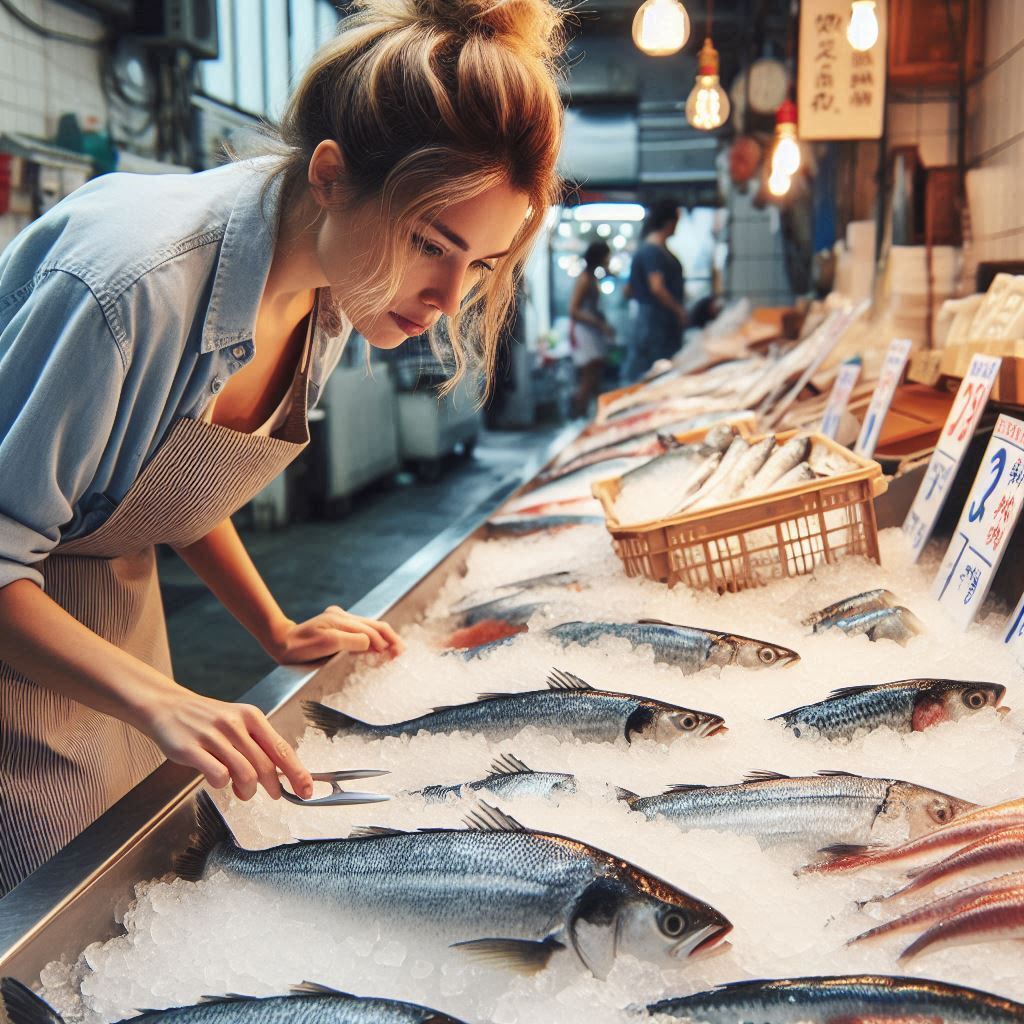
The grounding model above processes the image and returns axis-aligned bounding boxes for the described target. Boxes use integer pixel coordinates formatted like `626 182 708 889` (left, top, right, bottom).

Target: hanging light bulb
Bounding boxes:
847 1 879 51
685 37 730 130
768 168 792 197
771 98 801 177
632 0 690 57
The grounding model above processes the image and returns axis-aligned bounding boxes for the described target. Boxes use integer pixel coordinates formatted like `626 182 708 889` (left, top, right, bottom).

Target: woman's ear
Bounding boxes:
308 140 345 208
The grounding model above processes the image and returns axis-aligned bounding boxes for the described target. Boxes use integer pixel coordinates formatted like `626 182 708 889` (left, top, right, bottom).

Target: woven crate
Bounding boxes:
591 431 888 593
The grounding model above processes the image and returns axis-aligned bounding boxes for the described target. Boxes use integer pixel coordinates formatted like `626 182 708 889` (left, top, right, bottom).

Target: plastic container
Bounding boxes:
591 431 888 593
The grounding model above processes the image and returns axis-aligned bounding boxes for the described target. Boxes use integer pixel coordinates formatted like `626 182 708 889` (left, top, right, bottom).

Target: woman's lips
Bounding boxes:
390 312 427 335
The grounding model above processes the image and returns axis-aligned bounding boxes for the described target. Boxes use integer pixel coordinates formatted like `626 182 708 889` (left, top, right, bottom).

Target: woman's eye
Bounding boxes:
472 261 495 275
412 234 444 257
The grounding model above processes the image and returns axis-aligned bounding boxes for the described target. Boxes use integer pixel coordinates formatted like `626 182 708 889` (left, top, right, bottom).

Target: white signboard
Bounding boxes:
799 0 887 140
903 355 1003 561
820 358 862 439
933 415 1024 628
854 338 912 458
1005 592 1024 664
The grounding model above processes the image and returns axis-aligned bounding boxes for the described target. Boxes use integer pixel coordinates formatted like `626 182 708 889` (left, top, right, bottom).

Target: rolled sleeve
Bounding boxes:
0 270 124 589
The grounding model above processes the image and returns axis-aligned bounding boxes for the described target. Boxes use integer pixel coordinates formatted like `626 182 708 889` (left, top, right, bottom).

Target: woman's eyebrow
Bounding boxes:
433 221 510 260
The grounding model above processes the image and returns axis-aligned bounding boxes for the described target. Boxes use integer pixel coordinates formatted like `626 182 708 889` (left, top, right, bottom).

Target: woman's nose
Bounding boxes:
422 270 467 318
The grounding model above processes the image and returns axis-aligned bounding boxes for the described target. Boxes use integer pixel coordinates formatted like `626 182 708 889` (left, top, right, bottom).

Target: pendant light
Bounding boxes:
632 0 690 57
771 97 801 177
685 1 730 130
847 1 879 52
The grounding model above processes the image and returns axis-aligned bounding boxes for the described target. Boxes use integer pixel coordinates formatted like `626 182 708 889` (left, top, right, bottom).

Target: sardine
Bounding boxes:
175 795 732 979
454 595 544 628
689 435 777 510
802 589 897 627
646 975 1024 1022
0 978 468 1024
850 872 1024 947
304 669 726 745
625 770 976 850
448 571 582 617
743 435 813 495
768 461 816 492
772 679 1007 740
899 886 1024 962
415 753 578 803
674 436 750 513
813 605 923 644
485 514 604 537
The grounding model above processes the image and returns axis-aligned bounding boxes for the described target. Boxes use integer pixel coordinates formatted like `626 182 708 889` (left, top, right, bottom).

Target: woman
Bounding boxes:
568 241 615 418
0 0 565 894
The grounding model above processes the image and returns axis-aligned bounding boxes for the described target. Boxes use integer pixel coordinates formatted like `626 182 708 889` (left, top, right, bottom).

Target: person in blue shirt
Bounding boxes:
0 0 565 894
623 199 688 381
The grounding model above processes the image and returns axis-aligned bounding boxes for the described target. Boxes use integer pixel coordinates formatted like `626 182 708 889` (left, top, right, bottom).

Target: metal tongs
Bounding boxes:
280 769 390 806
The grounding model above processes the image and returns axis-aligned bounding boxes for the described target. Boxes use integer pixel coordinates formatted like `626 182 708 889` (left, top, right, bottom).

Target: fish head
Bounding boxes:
881 781 980 841
714 634 801 670
919 680 1008 726
628 703 727 743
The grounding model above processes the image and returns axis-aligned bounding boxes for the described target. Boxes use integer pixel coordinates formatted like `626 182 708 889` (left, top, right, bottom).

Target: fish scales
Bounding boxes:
418 771 576 803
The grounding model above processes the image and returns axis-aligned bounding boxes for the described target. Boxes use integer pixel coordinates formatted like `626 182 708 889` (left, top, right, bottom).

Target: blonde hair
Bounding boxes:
268 0 566 395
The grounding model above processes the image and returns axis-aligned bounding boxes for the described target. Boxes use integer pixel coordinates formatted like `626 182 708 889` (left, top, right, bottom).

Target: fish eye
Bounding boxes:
930 800 952 824
659 911 687 938
759 648 778 664
963 689 987 709
680 714 698 731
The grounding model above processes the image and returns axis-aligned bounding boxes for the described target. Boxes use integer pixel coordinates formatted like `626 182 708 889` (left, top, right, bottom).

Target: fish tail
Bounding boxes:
173 791 238 881
0 979 64 1024
302 700 373 738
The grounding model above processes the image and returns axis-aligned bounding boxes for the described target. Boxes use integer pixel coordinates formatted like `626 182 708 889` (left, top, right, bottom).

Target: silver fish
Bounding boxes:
449 571 582 616
803 589 897 628
674 436 750 513
625 770 976 851
304 669 726 744
485 514 603 536
0 979 467 1024
175 795 732 979
809 445 857 477
743 435 813 495
815 606 924 644
689 435 777 510
647 975 1024 1023
416 753 579 803
768 460 816 492
544 619 800 673
772 679 1008 740
454 594 544 628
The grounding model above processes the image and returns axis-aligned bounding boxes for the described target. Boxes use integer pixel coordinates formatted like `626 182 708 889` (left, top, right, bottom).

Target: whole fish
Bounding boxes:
415 753 578 803
454 594 544 628
536 431 679 485
175 795 732 979
625 770 975 850
646 975 1024 1023
0 978 467 1024
485 514 604 537
771 679 1007 740
689 435 777 510
674 436 750 513
850 872 1024 947
802 589 897 628
803 798 1024 876
814 605 923 644
304 669 726 744
899 886 1024 962
768 461 815 492
743 435 813 495
448 571 582 616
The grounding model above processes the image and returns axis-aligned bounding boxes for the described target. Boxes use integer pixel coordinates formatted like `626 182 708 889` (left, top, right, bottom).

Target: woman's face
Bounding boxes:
315 175 530 350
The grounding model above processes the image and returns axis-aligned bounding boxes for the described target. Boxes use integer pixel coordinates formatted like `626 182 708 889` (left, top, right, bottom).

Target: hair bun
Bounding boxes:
411 0 565 59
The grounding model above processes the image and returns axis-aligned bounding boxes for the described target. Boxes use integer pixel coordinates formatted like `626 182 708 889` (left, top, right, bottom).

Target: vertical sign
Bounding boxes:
799 0 887 140
1005 592 1024 664
903 355 1002 561
854 338 912 458
820 358 862 439
933 415 1024 628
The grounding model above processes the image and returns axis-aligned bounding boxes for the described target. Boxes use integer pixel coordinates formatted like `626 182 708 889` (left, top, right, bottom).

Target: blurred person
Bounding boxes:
569 241 614 417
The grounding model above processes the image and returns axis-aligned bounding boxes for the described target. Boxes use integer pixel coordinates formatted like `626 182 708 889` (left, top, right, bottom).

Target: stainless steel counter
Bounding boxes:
0 423 580 985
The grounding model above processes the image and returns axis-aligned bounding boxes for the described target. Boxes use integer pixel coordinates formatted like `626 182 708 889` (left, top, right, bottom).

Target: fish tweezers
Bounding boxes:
279 769 390 806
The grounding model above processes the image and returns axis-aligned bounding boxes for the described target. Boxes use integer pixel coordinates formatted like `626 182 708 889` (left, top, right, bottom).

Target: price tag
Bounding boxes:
933 414 1024 628
853 338 913 458
820 359 862 439
902 355 1002 561
1005 592 1024 665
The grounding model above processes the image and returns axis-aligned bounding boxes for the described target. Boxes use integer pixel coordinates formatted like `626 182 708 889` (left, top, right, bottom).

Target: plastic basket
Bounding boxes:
591 431 888 593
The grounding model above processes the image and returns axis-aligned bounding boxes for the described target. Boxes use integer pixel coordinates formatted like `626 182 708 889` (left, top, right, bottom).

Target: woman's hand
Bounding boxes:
264 606 405 664
139 688 314 802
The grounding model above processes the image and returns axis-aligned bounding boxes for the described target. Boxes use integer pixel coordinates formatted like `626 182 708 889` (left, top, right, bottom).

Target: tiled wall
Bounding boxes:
887 93 958 167
965 0 1024 266
725 187 794 305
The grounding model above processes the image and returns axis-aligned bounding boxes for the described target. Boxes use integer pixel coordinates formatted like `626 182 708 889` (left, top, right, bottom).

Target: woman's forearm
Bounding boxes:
172 518 292 655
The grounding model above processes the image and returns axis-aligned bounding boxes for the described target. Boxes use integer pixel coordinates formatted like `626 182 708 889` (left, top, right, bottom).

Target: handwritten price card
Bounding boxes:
854 338 912 458
903 355 1002 561
1005 593 1024 665
933 414 1024 628
820 359 862 439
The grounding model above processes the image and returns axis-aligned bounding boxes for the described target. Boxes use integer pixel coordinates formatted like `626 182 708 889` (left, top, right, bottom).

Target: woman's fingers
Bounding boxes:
325 612 387 652
250 718 313 800
179 746 231 791
202 736 259 801
364 617 404 652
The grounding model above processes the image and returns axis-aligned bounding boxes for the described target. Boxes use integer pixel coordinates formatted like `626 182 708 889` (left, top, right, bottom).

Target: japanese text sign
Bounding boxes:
933 415 1024 628
799 0 887 140
854 338 912 458
820 359 862 439
903 355 1002 561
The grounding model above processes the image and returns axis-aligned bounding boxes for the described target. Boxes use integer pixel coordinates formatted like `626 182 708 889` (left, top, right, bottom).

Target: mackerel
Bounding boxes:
802 588 897 628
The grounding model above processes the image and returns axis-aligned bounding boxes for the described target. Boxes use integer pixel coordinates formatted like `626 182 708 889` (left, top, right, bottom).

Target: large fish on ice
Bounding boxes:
175 795 731 978
304 669 726 744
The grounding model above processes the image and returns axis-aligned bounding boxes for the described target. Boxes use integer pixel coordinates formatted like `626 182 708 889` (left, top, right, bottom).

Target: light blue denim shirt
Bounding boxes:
0 158 350 590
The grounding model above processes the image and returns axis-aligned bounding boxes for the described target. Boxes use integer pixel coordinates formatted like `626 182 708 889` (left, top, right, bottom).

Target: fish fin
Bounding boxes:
825 684 878 699
348 825 409 838
197 995 259 1005
173 791 237 882
466 693 515 706
817 842 885 858
451 936 564 975
742 770 790 782
0 979 64 1024
614 787 639 802
569 879 624 979
302 700 368 738
662 783 709 793
816 769 862 778
546 668 594 692
635 617 685 628
488 753 534 777
289 982 354 998
462 801 528 833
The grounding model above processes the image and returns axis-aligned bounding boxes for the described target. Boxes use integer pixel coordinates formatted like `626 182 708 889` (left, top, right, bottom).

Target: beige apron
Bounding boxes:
0 311 316 895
